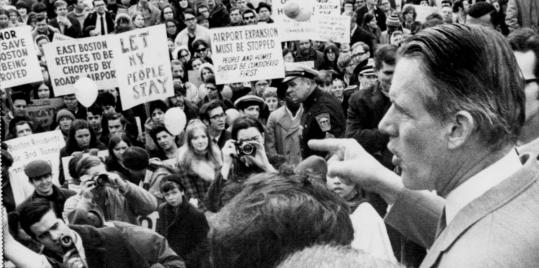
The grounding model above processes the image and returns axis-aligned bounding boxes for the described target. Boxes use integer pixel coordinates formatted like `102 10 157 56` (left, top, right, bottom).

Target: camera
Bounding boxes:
236 141 256 156
93 174 109 187
60 235 86 268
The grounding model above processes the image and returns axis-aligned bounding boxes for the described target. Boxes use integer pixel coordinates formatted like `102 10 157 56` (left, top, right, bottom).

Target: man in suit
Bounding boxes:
83 0 115 37
49 0 82 38
310 24 539 267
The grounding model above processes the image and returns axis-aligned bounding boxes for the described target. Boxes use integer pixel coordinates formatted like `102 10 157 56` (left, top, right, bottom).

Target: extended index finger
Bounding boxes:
308 138 343 153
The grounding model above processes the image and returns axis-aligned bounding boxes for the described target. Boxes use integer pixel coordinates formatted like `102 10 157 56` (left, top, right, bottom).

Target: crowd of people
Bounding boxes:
2 0 539 267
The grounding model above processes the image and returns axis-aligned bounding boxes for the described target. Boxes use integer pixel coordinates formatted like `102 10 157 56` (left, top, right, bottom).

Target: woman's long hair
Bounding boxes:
105 134 132 171
178 120 222 173
64 119 99 155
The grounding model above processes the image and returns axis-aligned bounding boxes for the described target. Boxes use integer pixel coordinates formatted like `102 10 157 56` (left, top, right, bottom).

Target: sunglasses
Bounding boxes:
196 47 207 52
244 16 255 20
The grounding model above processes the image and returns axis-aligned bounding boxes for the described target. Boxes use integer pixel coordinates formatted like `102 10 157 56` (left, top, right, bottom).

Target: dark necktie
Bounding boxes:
100 15 106 35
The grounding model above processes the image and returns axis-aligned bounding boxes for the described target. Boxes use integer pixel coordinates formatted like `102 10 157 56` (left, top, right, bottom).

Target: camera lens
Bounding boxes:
241 143 255 155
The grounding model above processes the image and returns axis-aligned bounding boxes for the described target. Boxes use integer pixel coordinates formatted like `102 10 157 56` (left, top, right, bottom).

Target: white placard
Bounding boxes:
210 24 285 84
112 25 173 110
315 15 351 44
5 130 66 205
0 26 42 89
43 34 118 96
271 0 317 41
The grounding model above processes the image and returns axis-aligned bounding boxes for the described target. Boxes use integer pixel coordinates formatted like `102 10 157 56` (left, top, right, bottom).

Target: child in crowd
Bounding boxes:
157 175 209 268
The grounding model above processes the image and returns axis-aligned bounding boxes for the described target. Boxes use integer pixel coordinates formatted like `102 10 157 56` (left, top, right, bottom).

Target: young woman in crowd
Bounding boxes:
165 18 181 40
321 43 340 72
149 125 180 160
401 5 417 31
56 109 75 140
0 9 10 29
176 120 222 210
283 48 295 63
114 13 133 33
132 12 145 28
105 134 133 181
34 83 52 99
337 52 355 87
60 119 106 158
192 39 212 64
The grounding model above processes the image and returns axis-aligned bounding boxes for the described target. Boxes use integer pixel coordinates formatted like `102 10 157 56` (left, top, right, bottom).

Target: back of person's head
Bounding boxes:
75 155 103 177
374 44 397 70
96 91 116 108
508 28 539 79
423 13 444 28
122 146 149 171
18 199 55 239
209 172 353 268
399 24 524 150
88 104 103 116
230 115 265 139
277 245 403 268
31 2 47 14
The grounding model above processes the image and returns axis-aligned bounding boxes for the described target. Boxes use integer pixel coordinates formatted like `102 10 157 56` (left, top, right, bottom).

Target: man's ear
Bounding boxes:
447 111 475 150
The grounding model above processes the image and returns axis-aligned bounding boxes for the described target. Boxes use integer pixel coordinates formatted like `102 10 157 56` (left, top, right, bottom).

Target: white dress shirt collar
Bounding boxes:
445 149 521 225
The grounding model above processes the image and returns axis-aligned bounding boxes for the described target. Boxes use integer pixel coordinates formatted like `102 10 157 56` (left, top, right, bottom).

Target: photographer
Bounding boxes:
205 116 283 212
63 155 158 225
15 199 149 268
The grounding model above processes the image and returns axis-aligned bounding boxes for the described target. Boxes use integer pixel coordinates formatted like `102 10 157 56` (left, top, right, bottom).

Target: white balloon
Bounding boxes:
74 77 98 108
284 0 314 22
164 107 186 136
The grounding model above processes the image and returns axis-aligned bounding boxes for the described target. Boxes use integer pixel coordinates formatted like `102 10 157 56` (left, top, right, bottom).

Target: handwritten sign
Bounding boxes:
315 0 340 16
315 15 351 44
112 25 173 110
5 130 66 205
43 35 117 96
52 33 75 42
26 98 65 129
210 24 284 84
0 26 42 89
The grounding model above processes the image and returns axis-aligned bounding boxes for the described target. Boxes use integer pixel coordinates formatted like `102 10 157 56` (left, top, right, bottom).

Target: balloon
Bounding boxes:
164 107 186 136
74 77 98 108
284 0 314 22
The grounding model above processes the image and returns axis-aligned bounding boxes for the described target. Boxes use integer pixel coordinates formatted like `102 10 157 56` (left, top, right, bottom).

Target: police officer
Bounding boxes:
282 63 346 158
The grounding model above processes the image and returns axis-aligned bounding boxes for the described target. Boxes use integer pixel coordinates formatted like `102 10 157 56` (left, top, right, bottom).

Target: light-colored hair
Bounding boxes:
177 121 221 172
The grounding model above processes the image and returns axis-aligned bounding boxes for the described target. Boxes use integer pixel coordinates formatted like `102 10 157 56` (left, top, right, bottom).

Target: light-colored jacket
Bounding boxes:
386 153 539 267
506 0 539 32
265 105 303 165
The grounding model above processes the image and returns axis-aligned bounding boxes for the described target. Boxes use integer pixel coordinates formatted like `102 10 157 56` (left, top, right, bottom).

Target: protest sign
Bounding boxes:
188 70 203 88
315 15 351 44
271 0 317 41
43 35 117 96
0 26 42 89
4 130 66 205
112 25 173 110
210 24 285 84
314 0 341 16
26 98 65 129
61 150 108 185
410 4 440 22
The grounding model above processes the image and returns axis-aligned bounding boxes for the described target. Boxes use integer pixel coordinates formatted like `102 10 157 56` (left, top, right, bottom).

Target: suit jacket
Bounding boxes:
48 16 82 38
83 11 115 37
385 153 539 267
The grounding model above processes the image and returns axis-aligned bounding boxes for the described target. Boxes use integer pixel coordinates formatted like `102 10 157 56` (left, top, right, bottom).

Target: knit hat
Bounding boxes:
24 159 52 179
122 146 149 171
56 109 75 122
468 2 495 18
386 13 401 27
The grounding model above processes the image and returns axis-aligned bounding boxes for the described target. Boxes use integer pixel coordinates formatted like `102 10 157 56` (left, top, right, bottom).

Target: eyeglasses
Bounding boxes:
206 86 217 90
185 16 195 21
180 53 189 58
196 47 207 52
210 113 226 120
243 15 255 20
352 51 366 58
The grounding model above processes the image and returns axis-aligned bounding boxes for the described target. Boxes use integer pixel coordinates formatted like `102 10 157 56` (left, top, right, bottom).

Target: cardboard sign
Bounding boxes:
4 130 66 205
112 25 173 110
315 15 351 44
0 26 42 89
26 98 65 129
43 35 117 96
210 24 285 84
